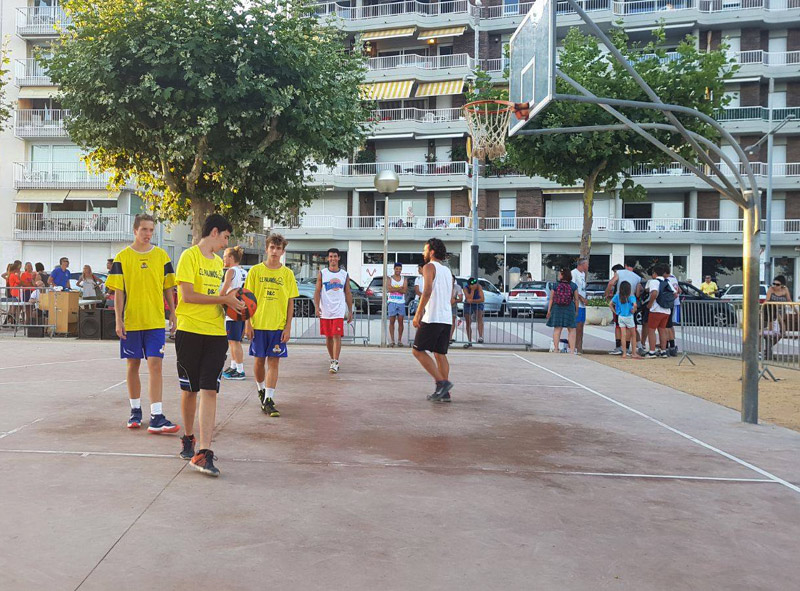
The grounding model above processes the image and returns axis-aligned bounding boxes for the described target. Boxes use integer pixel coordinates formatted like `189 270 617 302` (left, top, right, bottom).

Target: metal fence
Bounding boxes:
0 287 59 337
289 297 370 345
760 302 800 372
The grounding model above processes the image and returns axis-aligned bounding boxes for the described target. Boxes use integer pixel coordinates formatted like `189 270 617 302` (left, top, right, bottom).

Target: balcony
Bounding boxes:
311 0 474 31
366 53 473 82
728 50 800 78
14 58 53 86
277 214 471 231
240 232 267 253
16 6 71 38
369 107 467 137
14 162 133 190
13 212 135 242
14 109 70 138
310 160 469 190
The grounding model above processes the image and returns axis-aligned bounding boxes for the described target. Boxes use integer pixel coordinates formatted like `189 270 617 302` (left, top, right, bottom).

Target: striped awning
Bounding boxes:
14 190 68 203
362 27 416 41
418 26 466 41
415 79 464 97
360 80 414 100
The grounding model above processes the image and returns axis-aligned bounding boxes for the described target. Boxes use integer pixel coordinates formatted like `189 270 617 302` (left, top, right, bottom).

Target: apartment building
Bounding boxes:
276 0 800 295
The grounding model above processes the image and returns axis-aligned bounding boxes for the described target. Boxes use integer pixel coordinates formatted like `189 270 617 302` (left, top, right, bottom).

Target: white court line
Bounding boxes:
0 354 177 372
0 418 43 439
0 448 776 483
512 353 800 496
333 376 581 388
102 380 127 392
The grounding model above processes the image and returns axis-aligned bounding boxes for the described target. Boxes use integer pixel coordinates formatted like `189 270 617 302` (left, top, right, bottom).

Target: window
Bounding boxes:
500 210 516 228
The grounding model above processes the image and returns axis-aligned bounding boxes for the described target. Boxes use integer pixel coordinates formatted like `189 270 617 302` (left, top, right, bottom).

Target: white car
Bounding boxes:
719 283 768 304
455 276 507 316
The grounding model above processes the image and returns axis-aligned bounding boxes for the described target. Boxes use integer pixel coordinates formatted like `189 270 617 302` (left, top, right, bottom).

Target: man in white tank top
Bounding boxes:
412 238 454 402
314 248 353 373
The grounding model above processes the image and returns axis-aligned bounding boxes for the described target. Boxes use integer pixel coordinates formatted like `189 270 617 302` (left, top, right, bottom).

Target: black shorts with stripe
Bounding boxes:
175 330 228 393
413 322 451 355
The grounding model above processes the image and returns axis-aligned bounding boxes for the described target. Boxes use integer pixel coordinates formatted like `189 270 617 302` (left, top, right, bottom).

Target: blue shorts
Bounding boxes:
249 329 288 358
226 320 244 342
388 302 406 317
576 307 586 324
464 303 485 315
121 328 165 359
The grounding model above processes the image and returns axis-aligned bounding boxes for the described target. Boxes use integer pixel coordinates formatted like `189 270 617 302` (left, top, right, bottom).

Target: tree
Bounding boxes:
47 0 370 241
0 44 11 131
508 27 735 258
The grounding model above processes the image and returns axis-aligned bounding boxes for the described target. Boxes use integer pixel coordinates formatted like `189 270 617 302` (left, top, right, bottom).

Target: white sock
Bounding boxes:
257 381 266 391
130 398 141 409
236 363 244 372
266 388 275 400
151 402 162 416
229 360 236 369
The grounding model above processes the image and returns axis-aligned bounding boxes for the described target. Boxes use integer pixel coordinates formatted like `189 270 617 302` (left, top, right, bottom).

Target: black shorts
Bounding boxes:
175 330 228 393
666 311 674 329
413 322 451 355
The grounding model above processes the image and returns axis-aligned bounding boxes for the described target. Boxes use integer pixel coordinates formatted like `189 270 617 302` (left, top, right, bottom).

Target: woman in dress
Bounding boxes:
546 267 580 354
76 265 103 300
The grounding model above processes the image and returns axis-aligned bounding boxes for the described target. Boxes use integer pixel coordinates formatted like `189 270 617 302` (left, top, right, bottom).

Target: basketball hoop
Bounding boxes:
463 100 529 161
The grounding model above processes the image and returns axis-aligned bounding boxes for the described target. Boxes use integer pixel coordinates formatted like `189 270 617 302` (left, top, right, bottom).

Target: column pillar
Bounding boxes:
351 190 360 217
689 243 703 285
460 240 472 277
348 239 363 285
794 256 800 301
610 243 625 275
689 190 698 222
528 242 542 280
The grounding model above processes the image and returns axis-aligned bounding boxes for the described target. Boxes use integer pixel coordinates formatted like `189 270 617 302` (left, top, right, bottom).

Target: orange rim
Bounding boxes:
463 100 516 115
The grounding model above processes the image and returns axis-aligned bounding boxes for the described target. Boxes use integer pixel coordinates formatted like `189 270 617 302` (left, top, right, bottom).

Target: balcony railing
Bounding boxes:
729 50 800 66
16 6 71 36
312 0 473 20
611 0 696 15
14 162 130 190
277 215 471 230
479 58 508 73
14 109 70 138
13 212 135 242
14 58 52 86
370 107 464 123
367 53 472 71
629 162 800 177
314 161 469 178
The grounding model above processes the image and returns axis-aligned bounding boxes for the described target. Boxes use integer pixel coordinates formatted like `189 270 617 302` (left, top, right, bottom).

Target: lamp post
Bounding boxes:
374 170 400 348
744 109 795 284
470 0 483 279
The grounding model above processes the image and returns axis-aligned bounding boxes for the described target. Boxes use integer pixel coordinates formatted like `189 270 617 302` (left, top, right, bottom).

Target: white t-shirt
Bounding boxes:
223 266 248 323
414 276 424 302
647 278 671 315
320 268 349 319
666 275 680 306
571 269 586 309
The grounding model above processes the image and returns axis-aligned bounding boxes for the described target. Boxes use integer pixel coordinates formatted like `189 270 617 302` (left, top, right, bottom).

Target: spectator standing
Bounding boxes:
664 267 681 356
77 265 103 299
571 258 588 354
410 263 425 316
20 262 36 303
449 276 462 344
6 261 22 300
546 267 579 354
386 262 407 347
645 264 675 359
35 263 49 287
762 275 792 360
496 274 504 292
49 257 71 290
605 263 643 355
701 275 718 297
610 281 641 359
462 277 485 347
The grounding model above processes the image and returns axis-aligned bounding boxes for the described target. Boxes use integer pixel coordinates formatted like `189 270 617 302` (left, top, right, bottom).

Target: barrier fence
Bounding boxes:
289 297 371 345
0 286 59 337
761 302 800 372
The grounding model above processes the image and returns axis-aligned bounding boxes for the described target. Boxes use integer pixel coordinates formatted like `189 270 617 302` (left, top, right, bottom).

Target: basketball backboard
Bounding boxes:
508 0 556 136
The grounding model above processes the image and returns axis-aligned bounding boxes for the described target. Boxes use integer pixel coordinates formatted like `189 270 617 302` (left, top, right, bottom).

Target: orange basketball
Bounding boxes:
225 288 257 321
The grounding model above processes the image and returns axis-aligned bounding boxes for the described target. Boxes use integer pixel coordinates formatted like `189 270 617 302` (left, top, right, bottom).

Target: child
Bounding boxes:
244 233 299 417
220 246 248 380
610 281 642 359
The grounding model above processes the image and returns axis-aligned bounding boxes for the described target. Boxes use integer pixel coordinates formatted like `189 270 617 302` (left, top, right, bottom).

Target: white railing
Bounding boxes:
14 162 126 189
312 0 472 20
630 162 800 177
479 58 509 72
612 0 696 15
276 215 471 230
13 212 134 242
482 1 534 18
368 53 472 71
699 0 800 10
729 50 800 66
16 6 71 36
370 107 464 123
315 161 469 177
716 107 800 121
629 163 694 176
14 58 52 86
14 109 70 137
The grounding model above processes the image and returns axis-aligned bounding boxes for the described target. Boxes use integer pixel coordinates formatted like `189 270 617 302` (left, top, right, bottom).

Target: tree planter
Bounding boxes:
585 306 613 326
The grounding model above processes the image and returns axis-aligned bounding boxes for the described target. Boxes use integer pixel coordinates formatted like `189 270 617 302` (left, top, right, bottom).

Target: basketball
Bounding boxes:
225 288 257 321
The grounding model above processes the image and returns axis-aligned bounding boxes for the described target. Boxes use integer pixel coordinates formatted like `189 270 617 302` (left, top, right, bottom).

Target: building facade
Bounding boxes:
276 0 800 295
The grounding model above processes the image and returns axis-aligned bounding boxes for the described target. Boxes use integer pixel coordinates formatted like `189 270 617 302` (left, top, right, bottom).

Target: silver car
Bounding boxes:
506 281 550 317
455 277 507 316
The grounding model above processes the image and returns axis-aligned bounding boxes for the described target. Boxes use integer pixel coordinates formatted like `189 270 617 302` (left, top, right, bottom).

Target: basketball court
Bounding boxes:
1 339 800 590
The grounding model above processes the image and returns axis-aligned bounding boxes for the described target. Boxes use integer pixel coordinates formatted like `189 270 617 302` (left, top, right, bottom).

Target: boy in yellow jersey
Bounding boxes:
244 233 299 417
175 214 244 477
106 213 180 433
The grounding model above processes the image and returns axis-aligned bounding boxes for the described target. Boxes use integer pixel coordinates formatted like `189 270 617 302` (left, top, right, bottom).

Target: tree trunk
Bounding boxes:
580 162 607 260
190 198 215 245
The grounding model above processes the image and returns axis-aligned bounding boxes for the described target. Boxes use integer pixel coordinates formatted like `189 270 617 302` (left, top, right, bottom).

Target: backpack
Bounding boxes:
553 281 573 306
656 278 675 309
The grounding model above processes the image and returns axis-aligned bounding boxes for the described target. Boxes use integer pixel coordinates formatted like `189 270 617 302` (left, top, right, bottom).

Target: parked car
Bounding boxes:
634 280 737 327
455 276 507 316
585 280 608 299
365 276 415 315
295 276 369 317
719 283 768 304
506 281 550 317
68 272 108 294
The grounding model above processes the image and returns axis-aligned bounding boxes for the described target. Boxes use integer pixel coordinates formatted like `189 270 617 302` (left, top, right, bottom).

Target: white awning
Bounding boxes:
14 190 68 203
17 87 58 99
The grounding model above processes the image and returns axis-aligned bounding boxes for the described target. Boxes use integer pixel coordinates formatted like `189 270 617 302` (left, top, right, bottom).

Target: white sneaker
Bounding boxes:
331 360 339 374
329 359 336 373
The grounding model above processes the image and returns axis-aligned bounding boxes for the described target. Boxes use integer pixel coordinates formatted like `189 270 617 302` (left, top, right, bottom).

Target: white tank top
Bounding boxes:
421 261 453 325
320 268 348 319
224 266 248 323
388 276 405 304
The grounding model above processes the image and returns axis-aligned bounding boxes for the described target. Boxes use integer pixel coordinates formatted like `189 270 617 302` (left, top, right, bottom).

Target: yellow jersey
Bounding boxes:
244 263 299 331
175 245 226 336
701 281 718 297
105 246 176 331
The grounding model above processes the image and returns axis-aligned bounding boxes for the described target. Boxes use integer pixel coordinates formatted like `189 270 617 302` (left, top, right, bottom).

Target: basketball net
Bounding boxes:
463 101 528 162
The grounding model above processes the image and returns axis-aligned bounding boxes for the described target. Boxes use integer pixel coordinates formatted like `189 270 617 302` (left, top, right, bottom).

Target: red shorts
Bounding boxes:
648 311 669 329
320 318 344 337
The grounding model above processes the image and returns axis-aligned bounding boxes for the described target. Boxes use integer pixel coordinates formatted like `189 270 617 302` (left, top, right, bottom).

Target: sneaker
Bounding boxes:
439 392 451 402
427 380 453 402
148 414 180 434
228 370 246 381
548 343 555 353
669 346 678 357
258 388 266 411
331 360 339 374
659 350 669 358
609 347 623 356
222 367 236 379
263 397 280 417
477 338 484 344
179 434 195 460
329 359 336 373
637 345 646 357
190 449 220 477
463 342 472 349
127 407 142 429
645 352 659 359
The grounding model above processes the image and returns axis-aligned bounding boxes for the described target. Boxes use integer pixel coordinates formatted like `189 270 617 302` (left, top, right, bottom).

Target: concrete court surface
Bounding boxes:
1 340 800 591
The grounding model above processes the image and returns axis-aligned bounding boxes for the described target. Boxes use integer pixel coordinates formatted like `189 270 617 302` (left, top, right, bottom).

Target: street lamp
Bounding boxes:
744 113 795 284
470 0 483 279
374 169 399 348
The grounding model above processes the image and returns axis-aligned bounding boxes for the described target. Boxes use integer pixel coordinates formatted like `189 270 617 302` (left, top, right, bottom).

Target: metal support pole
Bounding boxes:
503 234 508 292
742 199 760 423
380 193 389 348
470 9 480 279
765 78 775 284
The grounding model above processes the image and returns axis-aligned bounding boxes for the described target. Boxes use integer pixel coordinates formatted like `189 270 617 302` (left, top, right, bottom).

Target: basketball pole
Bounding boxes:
470 7 481 280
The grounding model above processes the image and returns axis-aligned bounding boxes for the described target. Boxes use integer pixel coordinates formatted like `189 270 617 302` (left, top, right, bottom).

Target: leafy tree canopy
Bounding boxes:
47 0 371 239
0 44 11 131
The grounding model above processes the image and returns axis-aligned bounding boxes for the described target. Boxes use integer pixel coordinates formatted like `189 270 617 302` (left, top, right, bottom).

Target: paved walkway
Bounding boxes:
1 340 799 590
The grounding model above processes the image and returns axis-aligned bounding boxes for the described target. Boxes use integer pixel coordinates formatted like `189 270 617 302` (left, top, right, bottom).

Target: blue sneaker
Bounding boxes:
127 407 142 429
228 370 246 381
148 414 180 434
222 367 236 379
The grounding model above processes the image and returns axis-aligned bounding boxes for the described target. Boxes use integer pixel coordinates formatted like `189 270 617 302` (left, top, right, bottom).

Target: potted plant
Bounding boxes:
584 297 613 326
